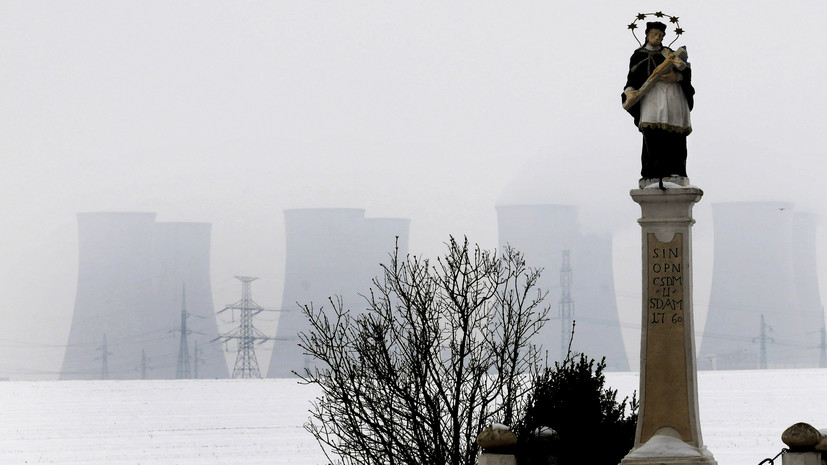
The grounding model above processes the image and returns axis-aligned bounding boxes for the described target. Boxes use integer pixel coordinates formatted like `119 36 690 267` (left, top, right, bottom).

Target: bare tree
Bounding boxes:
297 236 550 465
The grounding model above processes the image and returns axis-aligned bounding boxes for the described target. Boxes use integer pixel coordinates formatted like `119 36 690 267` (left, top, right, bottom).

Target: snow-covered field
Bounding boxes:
0 370 823 465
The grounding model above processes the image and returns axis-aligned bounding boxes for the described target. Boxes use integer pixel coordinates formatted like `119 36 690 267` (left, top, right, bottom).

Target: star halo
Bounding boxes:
628 12 684 48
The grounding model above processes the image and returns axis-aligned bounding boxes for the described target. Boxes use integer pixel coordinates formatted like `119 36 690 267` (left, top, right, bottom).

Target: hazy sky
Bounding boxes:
3 1 827 379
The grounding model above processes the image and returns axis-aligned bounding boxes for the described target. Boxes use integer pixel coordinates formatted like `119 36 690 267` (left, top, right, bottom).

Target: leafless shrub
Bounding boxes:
297 236 550 465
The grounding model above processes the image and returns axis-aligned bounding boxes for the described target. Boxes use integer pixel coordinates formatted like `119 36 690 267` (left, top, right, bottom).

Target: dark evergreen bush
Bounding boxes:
515 351 638 465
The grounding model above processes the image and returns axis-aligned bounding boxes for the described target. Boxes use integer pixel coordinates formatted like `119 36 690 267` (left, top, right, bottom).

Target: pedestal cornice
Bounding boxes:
631 187 703 225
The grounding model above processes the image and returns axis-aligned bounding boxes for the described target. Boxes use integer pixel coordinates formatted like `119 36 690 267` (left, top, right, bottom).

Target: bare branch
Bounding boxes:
297 237 550 465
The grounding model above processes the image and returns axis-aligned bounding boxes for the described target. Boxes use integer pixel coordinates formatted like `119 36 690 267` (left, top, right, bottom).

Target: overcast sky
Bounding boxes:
3 1 827 379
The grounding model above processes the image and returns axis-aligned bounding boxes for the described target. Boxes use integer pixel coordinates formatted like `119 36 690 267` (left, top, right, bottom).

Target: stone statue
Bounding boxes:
622 20 695 189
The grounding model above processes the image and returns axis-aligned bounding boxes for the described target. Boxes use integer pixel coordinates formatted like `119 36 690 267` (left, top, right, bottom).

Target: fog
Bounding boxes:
2 1 827 378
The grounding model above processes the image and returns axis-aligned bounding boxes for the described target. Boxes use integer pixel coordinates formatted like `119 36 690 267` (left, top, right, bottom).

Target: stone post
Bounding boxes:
620 186 716 465
476 424 518 465
781 422 824 465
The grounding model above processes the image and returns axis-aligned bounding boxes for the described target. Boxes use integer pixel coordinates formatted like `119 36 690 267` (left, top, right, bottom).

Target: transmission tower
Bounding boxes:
212 276 273 379
193 340 202 379
807 326 827 368
172 284 204 379
95 334 112 380
140 349 151 380
556 250 575 360
752 314 774 369
175 286 191 379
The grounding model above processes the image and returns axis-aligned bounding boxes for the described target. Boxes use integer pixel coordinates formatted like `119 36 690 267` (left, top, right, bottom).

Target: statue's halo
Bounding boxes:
627 12 684 48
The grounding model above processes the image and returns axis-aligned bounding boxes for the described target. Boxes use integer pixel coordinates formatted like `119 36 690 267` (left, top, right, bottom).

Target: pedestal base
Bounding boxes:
621 456 717 465
620 428 717 465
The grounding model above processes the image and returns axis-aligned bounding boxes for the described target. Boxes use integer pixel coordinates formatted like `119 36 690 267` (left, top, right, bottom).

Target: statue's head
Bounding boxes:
645 22 667 47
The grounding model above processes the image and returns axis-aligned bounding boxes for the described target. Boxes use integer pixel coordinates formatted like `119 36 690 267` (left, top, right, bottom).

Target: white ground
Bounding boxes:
0 369 823 465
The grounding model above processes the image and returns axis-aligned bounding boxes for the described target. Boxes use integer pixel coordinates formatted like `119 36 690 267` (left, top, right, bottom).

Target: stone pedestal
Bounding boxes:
620 187 716 465
478 454 517 465
782 452 822 465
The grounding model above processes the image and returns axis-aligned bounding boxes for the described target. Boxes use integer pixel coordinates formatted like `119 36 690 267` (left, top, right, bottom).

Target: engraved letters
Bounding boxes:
647 237 684 326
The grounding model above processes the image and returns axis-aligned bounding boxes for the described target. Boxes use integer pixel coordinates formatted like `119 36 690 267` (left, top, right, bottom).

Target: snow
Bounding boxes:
624 427 707 458
610 369 825 465
641 181 698 190
1 369 824 465
0 379 327 465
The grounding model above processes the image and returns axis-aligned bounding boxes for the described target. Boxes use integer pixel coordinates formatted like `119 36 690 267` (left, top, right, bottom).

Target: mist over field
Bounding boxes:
5 1 827 379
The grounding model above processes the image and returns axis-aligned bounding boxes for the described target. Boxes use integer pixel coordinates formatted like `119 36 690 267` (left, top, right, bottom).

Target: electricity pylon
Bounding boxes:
807 326 826 368
141 349 151 379
752 314 774 369
212 276 273 379
193 340 202 379
95 334 112 380
556 250 575 360
172 284 203 379
176 285 192 378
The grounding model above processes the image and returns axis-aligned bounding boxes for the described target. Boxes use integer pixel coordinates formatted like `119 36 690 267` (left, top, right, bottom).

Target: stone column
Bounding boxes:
620 186 716 465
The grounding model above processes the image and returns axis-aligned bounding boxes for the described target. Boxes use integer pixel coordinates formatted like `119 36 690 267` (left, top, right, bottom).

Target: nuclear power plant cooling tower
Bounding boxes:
496 204 630 371
699 202 824 369
267 208 410 378
60 212 229 379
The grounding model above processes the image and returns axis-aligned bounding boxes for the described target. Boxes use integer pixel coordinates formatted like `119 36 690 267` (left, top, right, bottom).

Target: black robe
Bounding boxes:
622 46 695 179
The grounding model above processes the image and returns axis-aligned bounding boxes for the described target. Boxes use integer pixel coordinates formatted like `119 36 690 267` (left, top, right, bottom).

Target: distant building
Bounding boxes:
699 202 824 369
60 212 229 379
495 204 630 371
267 208 410 378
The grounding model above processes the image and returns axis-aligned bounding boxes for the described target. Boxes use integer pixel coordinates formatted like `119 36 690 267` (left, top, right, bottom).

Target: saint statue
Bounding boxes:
622 21 695 189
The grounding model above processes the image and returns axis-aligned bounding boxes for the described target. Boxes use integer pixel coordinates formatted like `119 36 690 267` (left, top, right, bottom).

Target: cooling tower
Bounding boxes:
148 222 229 379
61 213 228 379
61 213 157 379
573 232 629 371
495 204 630 371
699 202 813 369
267 209 410 378
793 213 825 363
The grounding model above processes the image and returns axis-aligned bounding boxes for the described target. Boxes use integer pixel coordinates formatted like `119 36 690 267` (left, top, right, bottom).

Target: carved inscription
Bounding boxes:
648 239 684 328
641 232 692 443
